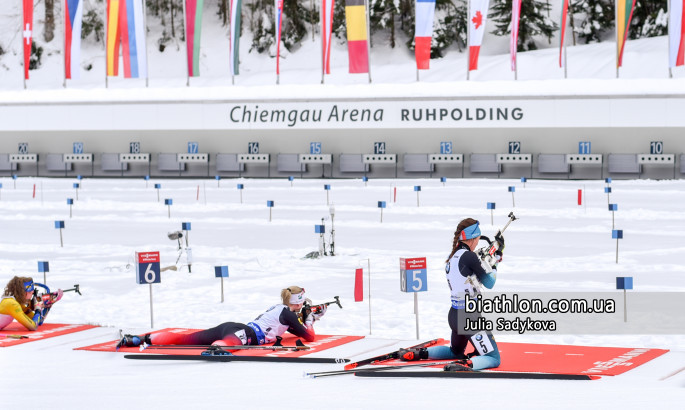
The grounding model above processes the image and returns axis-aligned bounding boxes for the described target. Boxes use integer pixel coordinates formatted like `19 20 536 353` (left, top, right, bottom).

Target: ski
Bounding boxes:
343 338 444 371
354 370 599 380
306 359 464 378
1 335 29 339
124 354 348 364
140 343 309 352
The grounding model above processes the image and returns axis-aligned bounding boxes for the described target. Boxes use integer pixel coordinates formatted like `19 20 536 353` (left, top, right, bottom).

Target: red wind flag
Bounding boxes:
354 268 364 301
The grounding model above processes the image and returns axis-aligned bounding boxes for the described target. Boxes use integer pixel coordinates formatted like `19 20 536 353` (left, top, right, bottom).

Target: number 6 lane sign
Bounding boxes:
136 252 161 284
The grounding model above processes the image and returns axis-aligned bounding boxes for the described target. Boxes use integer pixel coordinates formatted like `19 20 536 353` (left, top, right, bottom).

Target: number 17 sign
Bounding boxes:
136 252 161 284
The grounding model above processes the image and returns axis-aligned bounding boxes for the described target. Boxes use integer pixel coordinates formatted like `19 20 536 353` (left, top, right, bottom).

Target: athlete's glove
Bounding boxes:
43 289 63 307
495 232 505 253
304 305 326 326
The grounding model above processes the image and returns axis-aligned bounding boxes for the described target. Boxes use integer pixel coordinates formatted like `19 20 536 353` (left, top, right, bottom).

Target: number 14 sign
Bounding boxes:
136 251 161 284
400 257 427 292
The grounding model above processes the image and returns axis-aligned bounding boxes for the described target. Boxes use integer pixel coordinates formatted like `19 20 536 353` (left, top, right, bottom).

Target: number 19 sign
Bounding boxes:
136 251 160 328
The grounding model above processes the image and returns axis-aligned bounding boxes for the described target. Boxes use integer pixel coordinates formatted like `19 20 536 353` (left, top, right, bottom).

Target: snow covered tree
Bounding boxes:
490 0 557 51
44 0 56 42
569 0 613 44
629 0 667 39
432 0 468 56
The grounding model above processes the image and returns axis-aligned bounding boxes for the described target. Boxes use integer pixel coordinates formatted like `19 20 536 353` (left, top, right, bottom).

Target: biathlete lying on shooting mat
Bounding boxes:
117 286 327 348
0 276 63 331
399 218 504 371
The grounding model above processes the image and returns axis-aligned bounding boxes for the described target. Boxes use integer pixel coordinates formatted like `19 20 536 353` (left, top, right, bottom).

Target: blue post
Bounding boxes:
521 177 527 188
324 184 331 205
612 229 623 264
414 186 421 207
237 183 244 203
508 186 516 207
0 182 2 200
55 221 65 247
609 204 618 229
67 198 74 218
267 200 275 222
182 222 192 247
73 183 80 201
487 202 496 225
155 183 162 202
362 176 368 187
378 201 386 223
215 175 221 187
38 261 50 284
215 266 229 303
616 276 633 322
605 186 612 206
288 176 294 187
144 175 150 188
12 174 17 189
440 177 447 187
165 199 173 218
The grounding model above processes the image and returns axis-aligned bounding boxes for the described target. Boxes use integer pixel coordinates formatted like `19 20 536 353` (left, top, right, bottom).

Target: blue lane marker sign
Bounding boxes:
38 261 49 272
315 225 325 234
378 201 386 223
487 202 496 224
215 266 229 278
616 277 633 290
612 229 623 239
605 187 612 193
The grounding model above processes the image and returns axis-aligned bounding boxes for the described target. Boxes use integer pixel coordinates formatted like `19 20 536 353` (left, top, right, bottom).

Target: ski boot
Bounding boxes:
116 334 151 350
443 359 473 372
398 347 429 361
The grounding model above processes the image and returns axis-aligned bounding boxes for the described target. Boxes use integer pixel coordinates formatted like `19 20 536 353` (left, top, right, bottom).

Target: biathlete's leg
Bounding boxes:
425 308 469 360
468 331 500 370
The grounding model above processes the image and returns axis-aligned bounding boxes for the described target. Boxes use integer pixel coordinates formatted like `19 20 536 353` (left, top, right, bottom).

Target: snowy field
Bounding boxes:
0 176 684 408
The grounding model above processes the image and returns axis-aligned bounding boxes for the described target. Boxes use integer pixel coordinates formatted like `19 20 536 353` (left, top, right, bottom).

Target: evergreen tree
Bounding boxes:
44 0 56 42
432 0 468 56
490 0 557 51
629 0 667 39
246 0 275 53
569 0 613 44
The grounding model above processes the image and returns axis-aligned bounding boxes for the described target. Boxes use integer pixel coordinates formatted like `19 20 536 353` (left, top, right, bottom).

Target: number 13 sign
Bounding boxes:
136 252 161 284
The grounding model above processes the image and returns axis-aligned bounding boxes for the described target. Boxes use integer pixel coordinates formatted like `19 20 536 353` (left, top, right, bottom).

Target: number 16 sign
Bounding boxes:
136 251 160 328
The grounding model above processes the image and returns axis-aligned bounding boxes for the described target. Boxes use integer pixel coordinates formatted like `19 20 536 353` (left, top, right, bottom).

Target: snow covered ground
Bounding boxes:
0 176 684 408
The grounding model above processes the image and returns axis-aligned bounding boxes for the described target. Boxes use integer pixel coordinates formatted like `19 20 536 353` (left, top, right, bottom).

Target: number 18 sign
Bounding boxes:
136 251 161 284
400 257 427 292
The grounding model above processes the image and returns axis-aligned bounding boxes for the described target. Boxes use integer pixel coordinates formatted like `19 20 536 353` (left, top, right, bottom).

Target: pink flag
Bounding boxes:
321 0 335 74
510 0 522 71
559 0 569 67
275 0 284 75
22 0 33 80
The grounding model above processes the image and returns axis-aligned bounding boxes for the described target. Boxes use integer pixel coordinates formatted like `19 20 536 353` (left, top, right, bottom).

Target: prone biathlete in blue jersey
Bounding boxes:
400 218 504 370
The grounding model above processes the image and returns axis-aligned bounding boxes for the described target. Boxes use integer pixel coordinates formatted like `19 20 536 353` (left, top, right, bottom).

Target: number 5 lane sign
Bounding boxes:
136 252 161 284
400 257 427 292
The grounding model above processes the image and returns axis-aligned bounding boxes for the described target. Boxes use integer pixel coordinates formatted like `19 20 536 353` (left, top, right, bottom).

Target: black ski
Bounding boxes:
124 354 349 364
343 338 443 370
140 344 309 352
306 360 464 378
354 370 598 380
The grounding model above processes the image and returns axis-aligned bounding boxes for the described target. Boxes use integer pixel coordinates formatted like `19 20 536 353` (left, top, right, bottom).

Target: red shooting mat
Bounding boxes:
381 340 668 376
76 327 364 357
0 323 97 347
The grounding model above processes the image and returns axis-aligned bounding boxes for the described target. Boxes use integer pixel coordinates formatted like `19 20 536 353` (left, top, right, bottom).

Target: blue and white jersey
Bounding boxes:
446 243 496 309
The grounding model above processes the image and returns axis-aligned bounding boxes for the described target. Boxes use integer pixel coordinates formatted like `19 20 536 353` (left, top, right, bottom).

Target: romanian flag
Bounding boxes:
22 0 33 80
65 0 83 79
229 0 242 75
510 0 521 71
669 0 685 67
321 0 335 74
616 0 636 68
185 0 204 77
106 0 147 78
468 0 489 71
559 0 568 68
414 0 435 70
345 0 369 73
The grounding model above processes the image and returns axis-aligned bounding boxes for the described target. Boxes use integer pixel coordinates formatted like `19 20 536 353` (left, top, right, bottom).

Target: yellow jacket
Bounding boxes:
0 297 39 330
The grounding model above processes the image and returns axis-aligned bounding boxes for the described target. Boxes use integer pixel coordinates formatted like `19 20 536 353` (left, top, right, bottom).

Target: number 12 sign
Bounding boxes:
136 251 161 284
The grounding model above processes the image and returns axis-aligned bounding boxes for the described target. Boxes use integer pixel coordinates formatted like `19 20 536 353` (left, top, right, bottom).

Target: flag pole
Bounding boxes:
321 0 324 84
22 1 27 89
365 0 372 83
668 0 673 78
615 0 619 78
183 0 190 86
563 0 568 79
230 0 235 85
466 0 471 80
63 0 67 88
105 0 109 88
312 0 315 41
142 0 150 88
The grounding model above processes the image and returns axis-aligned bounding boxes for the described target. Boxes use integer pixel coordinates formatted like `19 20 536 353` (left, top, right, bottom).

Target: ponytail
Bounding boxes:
281 286 304 305
445 218 479 263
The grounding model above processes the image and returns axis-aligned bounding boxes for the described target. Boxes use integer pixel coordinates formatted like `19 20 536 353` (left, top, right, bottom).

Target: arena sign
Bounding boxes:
2 96 685 131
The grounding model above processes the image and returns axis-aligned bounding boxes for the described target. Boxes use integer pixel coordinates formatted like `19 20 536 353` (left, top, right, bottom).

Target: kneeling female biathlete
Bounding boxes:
400 218 503 370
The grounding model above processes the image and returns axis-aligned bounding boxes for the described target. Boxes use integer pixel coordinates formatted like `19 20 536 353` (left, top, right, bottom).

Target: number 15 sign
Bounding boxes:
136 251 161 284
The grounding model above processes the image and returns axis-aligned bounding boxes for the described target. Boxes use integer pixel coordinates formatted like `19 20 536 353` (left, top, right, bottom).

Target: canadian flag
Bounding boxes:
468 0 489 71
23 0 33 80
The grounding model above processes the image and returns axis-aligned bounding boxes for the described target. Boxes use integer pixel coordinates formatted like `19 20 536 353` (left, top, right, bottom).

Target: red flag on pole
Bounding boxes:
22 0 34 80
577 189 582 206
354 268 364 301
